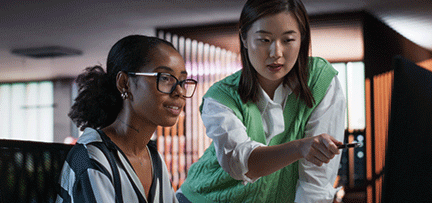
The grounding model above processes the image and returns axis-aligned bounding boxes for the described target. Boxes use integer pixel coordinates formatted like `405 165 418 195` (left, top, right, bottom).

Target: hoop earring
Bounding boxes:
121 92 129 100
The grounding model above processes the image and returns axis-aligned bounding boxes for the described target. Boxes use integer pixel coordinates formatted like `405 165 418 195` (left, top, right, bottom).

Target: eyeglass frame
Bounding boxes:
127 72 197 98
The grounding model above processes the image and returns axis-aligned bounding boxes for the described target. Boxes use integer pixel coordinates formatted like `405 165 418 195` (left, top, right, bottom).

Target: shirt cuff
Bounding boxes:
294 180 342 203
239 143 264 185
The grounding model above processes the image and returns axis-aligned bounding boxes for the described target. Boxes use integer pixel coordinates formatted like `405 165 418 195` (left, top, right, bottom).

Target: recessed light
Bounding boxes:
11 46 82 58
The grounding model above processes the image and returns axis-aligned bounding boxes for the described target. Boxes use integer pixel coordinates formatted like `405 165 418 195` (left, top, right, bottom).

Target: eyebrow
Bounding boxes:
255 30 298 35
154 66 188 75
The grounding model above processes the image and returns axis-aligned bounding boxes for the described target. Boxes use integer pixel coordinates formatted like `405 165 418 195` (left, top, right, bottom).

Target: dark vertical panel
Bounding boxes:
383 56 432 202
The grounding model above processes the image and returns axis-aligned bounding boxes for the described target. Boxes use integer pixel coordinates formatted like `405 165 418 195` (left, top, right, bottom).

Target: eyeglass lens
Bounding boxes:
158 73 196 97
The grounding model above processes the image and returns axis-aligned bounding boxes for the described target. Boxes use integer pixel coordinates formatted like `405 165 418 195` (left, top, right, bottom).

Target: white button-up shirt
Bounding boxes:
201 76 346 203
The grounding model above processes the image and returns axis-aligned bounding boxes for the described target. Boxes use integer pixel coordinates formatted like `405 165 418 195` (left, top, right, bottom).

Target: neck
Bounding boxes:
258 78 283 100
103 110 156 157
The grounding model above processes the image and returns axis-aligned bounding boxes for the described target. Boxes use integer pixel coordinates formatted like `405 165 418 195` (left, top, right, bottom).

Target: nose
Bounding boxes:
171 82 186 98
269 40 283 58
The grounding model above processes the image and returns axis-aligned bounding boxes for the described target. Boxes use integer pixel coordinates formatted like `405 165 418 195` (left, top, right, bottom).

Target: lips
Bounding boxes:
164 104 183 116
267 63 283 72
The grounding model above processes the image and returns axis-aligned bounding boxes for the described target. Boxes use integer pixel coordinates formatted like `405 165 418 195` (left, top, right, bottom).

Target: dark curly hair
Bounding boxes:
69 35 175 131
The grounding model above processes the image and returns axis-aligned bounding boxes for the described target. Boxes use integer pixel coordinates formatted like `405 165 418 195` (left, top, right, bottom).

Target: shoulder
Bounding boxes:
309 56 330 66
306 57 338 105
64 128 112 177
207 70 241 93
308 57 337 76
202 71 244 111
76 128 103 145
307 57 337 84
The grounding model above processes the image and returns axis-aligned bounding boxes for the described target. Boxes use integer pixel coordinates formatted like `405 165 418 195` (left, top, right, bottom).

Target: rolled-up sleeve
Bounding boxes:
295 76 346 203
201 98 265 183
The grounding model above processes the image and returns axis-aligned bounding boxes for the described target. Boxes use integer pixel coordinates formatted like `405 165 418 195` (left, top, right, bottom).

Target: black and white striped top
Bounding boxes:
56 128 178 203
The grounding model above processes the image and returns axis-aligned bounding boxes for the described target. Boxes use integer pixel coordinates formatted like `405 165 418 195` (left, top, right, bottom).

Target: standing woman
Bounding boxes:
178 0 345 202
57 35 197 203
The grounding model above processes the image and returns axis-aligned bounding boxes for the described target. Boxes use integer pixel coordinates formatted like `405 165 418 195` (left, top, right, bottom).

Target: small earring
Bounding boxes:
121 92 129 100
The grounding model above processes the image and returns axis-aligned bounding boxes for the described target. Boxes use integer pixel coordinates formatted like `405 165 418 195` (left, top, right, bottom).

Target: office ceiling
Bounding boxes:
1 0 431 82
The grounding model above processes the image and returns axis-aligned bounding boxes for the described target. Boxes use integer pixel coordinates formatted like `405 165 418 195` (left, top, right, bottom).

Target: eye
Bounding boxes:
159 74 170 82
159 74 177 85
284 38 295 43
258 38 270 43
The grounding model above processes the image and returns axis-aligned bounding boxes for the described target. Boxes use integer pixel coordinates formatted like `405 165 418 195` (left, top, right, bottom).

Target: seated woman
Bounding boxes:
57 35 197 203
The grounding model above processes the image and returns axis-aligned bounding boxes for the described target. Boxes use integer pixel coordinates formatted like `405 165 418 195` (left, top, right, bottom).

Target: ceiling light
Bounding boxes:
11 46 82 58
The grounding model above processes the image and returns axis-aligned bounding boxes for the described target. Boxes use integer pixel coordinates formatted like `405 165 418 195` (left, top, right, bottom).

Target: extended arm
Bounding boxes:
246 133 340 179
201 96 341 183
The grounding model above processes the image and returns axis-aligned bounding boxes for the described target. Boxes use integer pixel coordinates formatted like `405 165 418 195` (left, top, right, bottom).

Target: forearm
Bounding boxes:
246 140 303 179
246 133 340 180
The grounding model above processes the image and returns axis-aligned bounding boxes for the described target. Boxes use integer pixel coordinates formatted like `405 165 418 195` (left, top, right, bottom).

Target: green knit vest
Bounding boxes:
181 57 337 203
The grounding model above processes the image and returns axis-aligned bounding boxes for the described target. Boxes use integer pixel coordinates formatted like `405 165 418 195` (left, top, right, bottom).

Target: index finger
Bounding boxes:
322 136 340 154
330 136 343 147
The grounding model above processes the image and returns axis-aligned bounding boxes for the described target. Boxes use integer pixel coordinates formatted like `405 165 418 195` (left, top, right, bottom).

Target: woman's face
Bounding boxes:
244 11 302 86
130 43 187 127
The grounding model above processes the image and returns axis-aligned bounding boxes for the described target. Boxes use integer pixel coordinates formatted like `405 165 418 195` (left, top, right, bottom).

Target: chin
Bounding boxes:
264 75 285 82
159 118 179 127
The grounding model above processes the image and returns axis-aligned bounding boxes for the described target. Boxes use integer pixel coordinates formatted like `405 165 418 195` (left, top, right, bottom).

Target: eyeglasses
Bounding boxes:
127 72 197 98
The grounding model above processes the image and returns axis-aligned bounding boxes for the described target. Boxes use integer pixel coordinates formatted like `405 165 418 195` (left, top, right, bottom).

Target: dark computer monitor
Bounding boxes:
382 56 432 202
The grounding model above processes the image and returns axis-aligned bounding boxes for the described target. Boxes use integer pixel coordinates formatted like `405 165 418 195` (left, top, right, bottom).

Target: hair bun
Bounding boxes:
69 65 121 130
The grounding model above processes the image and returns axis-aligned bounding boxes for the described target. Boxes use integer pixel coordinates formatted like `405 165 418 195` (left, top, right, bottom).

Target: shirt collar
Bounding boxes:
256 82 293 112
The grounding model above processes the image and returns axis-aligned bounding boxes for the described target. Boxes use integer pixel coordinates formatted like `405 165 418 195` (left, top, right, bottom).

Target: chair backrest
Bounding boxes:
0 139 73 203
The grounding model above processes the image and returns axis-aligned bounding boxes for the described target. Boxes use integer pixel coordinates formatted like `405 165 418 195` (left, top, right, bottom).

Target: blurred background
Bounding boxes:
1 0 431 202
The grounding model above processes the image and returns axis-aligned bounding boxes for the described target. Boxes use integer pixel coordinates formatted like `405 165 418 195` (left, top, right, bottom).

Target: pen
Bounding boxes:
338 142 362 149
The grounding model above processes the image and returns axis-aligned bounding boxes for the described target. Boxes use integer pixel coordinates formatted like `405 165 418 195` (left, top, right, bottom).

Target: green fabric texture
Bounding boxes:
182 57 338 203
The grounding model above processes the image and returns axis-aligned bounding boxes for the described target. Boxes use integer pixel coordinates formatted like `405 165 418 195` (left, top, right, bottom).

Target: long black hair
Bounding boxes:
69 35 175 131
238 0 315 107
